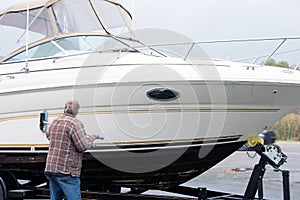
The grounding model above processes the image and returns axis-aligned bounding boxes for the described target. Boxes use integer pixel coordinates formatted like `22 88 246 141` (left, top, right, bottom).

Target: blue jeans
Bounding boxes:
45 173 81 200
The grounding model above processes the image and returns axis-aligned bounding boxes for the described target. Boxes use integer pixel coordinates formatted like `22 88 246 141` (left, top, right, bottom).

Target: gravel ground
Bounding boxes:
183 142 300 199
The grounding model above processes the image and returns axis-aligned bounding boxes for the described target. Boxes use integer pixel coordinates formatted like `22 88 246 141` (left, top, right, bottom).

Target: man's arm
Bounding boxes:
71 121 97 152
45 120 56 140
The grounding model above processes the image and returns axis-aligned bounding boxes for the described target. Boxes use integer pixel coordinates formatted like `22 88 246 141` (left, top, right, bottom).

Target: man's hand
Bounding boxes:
91 135 104 148
96 135 104 140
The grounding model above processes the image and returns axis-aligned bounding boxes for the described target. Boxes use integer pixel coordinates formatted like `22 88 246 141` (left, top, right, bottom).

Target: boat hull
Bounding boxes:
1 54 300 190
0 79 298 145
0 140 244 190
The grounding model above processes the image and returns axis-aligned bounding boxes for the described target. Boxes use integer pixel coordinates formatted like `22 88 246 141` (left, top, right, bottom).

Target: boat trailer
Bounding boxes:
1 131 290 200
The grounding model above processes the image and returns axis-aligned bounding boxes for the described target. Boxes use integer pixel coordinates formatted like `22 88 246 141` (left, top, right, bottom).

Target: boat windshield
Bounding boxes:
0 0 132 61
4 35 141 62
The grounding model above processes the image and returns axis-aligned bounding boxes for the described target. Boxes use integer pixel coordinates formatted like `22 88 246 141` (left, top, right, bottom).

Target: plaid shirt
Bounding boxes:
45 113 96 177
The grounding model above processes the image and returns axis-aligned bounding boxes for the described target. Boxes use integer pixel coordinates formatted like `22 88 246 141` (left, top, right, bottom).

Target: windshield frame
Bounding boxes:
0 33 145 63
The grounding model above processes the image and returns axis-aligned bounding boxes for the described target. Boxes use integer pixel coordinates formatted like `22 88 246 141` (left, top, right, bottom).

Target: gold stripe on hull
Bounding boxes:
0 108 279 123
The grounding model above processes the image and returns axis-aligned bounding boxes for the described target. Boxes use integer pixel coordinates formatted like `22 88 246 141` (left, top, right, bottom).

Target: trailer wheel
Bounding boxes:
0 172 18 192
0 177 7 200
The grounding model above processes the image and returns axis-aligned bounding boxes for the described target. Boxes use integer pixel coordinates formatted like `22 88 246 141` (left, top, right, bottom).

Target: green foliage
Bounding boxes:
277 61 289 68
265 58 276 66
271 113 300 141
264 58 289 68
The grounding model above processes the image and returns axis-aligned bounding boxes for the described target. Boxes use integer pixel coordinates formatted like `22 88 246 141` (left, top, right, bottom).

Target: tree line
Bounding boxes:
264 58 290 68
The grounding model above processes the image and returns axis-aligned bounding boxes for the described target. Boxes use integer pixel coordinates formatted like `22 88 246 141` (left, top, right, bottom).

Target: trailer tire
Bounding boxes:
0 172 18 192
0 177 7 200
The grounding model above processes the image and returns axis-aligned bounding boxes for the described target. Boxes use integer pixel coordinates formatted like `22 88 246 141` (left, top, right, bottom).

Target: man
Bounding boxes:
44 99 99 200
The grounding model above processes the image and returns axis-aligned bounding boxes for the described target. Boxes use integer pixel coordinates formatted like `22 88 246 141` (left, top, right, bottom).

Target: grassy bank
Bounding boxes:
272 113 300 141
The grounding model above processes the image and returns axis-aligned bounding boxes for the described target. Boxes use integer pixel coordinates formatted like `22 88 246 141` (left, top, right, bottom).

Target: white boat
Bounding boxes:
1 0 300 192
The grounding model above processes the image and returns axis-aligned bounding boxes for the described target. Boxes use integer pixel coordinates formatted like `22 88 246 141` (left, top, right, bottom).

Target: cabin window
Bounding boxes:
0 7 53 60
52 0 104 34
92 0 131 34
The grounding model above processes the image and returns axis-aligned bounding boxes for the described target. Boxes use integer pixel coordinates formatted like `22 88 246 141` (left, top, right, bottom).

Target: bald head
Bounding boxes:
64 99 80 116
